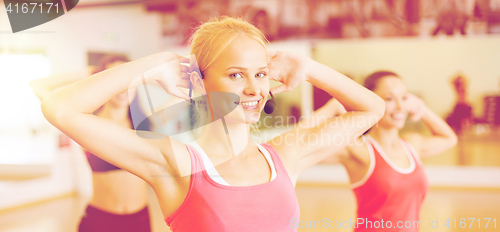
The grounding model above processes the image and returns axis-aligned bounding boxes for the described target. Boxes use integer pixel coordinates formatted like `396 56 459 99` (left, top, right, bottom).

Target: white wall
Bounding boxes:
0 128 82 210
0 3 163 210
1 3 163 71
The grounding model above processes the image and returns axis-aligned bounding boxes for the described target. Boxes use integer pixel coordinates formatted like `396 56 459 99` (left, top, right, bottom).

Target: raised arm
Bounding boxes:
30 67 93 101
297 98 351 164
40 52 192 181
297 98 346 128
267 51 385 177
402 94 458 158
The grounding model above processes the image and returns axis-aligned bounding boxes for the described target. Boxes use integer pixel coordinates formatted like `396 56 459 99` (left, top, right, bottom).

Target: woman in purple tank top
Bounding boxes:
40 16 385 232
31 55 152 232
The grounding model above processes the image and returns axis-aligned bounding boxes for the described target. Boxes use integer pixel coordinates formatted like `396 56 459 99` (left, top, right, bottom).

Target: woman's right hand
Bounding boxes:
144 53 191 101
267 51 311 94
406 93 426 122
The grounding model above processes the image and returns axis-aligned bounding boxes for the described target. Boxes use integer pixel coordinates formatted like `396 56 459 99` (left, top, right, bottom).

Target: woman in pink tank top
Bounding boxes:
40 17 386 231
303 71 457 231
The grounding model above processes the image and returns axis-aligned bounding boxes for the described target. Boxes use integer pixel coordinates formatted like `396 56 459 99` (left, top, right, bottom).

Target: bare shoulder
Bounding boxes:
146 137 193 217
401 132 423 152
147 136 192 182
340 136 370 164
268 137 299 172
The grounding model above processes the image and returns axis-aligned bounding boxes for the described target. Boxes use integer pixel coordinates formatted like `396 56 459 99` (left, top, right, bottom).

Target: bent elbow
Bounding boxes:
449 133 458 148
41 97 57 125
372 96 386 120
41 97 69 128
30 80 45 101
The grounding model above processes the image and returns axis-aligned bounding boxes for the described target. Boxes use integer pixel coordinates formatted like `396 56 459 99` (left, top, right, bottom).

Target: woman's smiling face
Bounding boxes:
201 35 270 124
373 76 409 129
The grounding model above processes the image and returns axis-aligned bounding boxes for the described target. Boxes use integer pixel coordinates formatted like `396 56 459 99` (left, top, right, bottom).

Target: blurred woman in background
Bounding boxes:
302 71 457 232
30 55 152 232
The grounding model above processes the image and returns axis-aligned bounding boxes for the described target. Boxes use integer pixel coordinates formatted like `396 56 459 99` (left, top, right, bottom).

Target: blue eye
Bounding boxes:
230 73 243 79
256 72 267 78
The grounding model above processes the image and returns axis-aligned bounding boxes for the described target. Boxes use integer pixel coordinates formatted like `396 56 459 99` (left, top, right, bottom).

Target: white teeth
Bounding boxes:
241 100 258 107
392 113 405 119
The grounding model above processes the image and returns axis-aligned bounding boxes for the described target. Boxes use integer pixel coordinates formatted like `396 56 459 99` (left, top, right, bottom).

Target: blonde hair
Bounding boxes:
190 16 269 73
189 16 268 135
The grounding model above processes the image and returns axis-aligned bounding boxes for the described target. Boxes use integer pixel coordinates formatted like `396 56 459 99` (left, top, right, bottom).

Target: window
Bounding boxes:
0 54 55 165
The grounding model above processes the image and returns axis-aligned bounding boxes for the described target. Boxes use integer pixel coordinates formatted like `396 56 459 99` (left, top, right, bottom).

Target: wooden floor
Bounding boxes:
296 185 500 232
1 186 499 232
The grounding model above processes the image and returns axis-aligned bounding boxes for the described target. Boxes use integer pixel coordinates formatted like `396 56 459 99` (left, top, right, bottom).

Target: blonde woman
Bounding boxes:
40 17 385 231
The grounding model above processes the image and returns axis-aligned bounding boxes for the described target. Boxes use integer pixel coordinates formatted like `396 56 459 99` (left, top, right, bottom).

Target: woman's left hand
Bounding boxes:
406 93 426 122
267 51 311 94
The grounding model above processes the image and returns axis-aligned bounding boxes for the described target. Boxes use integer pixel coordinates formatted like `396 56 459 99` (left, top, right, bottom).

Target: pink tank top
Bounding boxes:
352 136 429 232
165 143 300 232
